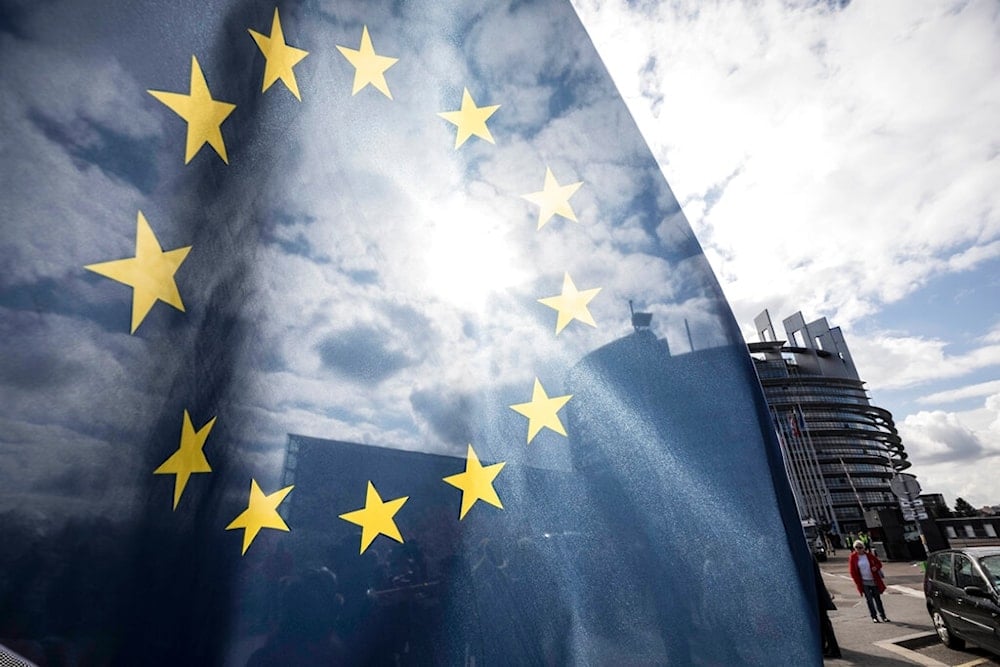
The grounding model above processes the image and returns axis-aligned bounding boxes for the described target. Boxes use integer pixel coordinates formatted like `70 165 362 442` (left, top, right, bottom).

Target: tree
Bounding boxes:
930 502 953 519
953 497 978 518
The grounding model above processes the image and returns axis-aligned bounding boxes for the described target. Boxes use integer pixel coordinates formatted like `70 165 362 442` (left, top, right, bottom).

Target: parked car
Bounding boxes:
923 546 1000 657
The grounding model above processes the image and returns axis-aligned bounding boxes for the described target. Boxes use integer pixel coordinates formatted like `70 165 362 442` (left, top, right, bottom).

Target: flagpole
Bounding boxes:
839 456 866 516
771 409 806 520
777 408 824 525
796 404 841 537
774 408 810 521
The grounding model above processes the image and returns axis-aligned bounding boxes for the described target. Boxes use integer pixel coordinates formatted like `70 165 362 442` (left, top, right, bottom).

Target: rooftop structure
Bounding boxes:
749 310 908 536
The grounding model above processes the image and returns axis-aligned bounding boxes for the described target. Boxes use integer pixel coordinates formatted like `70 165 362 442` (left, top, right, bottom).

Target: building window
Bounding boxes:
945 526 957 539
986 523 997 538
964 525 975 538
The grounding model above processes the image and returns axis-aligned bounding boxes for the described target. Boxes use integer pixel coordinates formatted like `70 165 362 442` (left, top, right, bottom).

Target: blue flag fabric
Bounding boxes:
0 0 819 664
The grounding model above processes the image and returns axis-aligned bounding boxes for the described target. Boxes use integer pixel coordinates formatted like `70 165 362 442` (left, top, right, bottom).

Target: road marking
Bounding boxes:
874 632 949 667
823 571 925 598
889 583 925 598
954 660 989 667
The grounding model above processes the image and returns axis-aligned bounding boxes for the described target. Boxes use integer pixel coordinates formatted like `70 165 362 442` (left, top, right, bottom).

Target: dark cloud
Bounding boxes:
316 325 414 383
410 387 474 447
0 346 88 391
28 110 159 195
901 411 990 463
0 277 128 332
0 0 33 39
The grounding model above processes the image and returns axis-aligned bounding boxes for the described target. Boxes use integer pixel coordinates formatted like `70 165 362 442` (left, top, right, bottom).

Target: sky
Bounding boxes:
0 4 991 658
0 0 751 520
573 0 1000 507
0 1 826 658
0 0 994 539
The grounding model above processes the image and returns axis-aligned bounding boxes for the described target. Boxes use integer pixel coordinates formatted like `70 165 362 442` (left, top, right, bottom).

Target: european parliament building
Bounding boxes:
749 310 909 537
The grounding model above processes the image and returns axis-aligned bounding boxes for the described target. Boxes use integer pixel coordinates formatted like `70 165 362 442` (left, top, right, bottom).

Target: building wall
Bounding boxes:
936 517 1000 547
750 310 909 536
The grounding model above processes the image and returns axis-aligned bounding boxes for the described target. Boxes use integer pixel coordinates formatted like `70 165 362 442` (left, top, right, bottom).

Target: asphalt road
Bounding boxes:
820 552 1000 666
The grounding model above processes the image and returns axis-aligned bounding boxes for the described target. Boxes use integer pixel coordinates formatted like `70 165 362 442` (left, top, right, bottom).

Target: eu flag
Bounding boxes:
0 0 819 664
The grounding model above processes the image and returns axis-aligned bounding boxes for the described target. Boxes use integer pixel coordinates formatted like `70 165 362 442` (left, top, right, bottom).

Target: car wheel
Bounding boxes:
932 609 966 650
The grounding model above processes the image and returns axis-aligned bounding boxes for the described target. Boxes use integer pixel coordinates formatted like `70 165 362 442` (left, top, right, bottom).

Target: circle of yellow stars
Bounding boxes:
85 10 607 556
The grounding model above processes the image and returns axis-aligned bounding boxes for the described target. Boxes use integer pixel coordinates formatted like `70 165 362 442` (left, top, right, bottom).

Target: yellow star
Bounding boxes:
226 479 294 556
538 273 602 335
339 481 409 554
336 25 398 99
437 88 500 149
84 211 191 334
153 410 216 510
522 167 583 230
249 8 309 101
148 56 237 164
443 445 506 520
509 378 572 444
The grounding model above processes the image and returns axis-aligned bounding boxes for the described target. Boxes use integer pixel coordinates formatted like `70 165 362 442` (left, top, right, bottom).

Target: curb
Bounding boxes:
873 632 948 667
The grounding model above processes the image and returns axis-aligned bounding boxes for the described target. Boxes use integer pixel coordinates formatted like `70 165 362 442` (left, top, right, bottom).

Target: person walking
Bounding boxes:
813 535 826 557
849 540 889 623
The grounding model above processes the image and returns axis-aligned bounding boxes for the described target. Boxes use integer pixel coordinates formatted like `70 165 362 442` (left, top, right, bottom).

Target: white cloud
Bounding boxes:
6 0 993 513
849 329 1000 390
898 410 991 463
984 326 1000 344
918 380 1000 405
896 395 1000 505
0 44 157 287
909 463 1000 510
573 0 1000 330
203 8 748 455
573 0 1000 507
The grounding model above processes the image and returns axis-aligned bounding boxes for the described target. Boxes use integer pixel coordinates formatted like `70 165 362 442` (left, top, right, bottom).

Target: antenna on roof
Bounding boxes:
628 300 652 332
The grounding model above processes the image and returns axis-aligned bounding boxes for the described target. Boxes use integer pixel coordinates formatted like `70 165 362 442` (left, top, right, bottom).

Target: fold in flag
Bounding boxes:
0 0 819 664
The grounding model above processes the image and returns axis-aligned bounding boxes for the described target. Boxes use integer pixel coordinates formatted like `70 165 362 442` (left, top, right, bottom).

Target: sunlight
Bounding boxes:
423 199 526 308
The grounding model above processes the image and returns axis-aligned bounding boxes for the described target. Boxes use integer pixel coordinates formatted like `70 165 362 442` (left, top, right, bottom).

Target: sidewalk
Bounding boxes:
818 551 937 665
821 550 927 593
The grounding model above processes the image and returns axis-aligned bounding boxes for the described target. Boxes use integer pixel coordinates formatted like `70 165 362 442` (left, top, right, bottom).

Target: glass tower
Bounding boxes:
749 310 909 536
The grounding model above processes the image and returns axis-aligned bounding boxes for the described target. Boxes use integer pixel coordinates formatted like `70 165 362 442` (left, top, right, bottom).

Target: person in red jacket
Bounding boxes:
849 540 890 623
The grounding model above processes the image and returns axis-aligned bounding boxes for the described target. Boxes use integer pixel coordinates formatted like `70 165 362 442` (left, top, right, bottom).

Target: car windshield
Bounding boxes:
980 555 1000 589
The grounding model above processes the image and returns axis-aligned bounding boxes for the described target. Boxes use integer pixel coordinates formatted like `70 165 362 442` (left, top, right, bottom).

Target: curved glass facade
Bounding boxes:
750 310 908 535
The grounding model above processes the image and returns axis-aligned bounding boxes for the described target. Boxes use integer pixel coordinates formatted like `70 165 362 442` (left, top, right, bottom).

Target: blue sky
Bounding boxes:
574 0 1000 506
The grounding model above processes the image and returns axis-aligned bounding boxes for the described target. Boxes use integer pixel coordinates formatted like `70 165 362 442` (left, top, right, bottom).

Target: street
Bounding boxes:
820 552 1000 666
